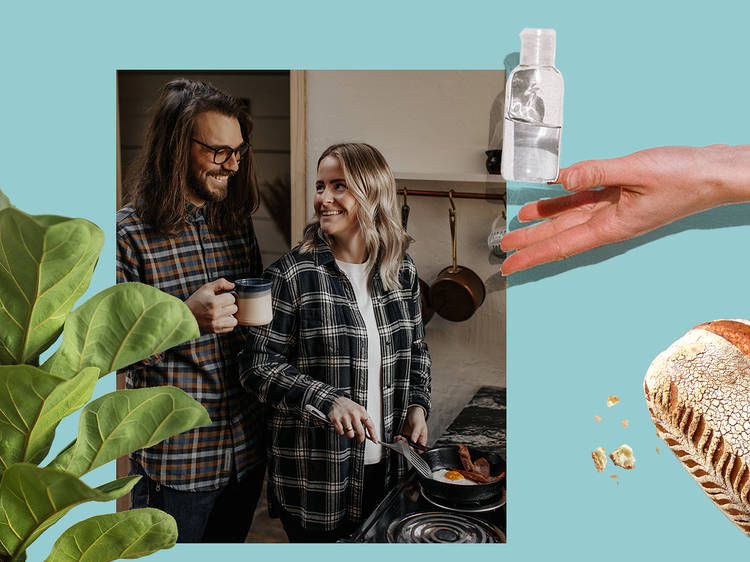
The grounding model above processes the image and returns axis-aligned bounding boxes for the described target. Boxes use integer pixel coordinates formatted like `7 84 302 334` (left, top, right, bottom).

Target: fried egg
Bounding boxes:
431 468 477 485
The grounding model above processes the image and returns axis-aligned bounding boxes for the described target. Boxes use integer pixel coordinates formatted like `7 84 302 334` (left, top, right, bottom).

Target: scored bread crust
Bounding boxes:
644 319 750 536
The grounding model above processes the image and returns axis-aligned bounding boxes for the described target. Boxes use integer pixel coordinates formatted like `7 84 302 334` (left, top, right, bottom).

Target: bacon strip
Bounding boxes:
474 457 491 477
455 469 505 483
457 444 478 472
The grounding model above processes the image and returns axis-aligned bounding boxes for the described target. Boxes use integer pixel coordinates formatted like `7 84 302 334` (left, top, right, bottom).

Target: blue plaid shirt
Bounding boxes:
116 203 265 491
239 233 431 530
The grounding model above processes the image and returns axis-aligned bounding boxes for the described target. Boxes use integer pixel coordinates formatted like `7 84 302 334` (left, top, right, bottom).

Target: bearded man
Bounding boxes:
116 78 264 542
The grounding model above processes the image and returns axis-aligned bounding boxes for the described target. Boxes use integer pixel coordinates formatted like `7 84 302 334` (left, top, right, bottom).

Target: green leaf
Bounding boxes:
42 283 199 378
0 464 139 561
0 208 104 365
0 366 98 472
45 508 177 562
0 190 11 211
48 386 210 477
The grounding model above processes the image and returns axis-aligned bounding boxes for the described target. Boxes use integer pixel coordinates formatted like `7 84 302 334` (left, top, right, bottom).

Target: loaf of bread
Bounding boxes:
644 319 750 536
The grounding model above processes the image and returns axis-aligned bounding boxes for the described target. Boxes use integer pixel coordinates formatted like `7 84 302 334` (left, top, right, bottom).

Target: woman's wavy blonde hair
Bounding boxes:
300 143 411 290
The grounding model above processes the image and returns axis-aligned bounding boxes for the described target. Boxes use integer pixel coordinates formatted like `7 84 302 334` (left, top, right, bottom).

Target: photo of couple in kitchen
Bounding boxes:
115 71 507 544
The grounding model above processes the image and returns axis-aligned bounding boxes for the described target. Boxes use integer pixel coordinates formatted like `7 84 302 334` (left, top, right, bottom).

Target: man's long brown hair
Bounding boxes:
124 78 260 235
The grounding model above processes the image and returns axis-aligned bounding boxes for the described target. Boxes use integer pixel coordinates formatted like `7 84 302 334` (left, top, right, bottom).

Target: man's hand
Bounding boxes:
398 405 428 447
328 396 378 443
184 278 238 334
501 144 750 275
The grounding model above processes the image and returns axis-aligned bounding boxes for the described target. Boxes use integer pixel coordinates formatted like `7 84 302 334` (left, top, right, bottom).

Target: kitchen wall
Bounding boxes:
305 70 507 441
117 70 291 266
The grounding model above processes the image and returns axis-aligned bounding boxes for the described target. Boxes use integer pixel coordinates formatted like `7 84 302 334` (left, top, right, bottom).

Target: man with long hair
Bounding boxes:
116 78 264 542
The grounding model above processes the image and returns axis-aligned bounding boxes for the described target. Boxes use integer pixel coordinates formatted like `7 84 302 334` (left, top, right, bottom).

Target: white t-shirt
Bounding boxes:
335 258 384 464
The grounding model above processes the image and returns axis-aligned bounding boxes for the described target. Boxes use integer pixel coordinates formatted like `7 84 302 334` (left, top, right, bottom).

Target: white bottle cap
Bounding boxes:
520 28 556 66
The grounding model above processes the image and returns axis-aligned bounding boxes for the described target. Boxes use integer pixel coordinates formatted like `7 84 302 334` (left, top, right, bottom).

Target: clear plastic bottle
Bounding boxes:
502 28 564 183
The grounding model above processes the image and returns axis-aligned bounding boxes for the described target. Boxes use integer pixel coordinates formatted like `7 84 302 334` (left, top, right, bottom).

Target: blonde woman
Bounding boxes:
240 143 431 542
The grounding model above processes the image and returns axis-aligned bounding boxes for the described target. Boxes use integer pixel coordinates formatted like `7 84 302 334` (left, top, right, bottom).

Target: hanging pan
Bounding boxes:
430 191 485 322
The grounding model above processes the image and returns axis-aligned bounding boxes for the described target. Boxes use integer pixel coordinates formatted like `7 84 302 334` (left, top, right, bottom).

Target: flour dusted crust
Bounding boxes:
644 319 750 536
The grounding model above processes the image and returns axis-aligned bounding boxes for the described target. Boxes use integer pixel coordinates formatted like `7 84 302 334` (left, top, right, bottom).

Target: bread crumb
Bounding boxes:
622 419 629 428
607 395 619 407
592 447 607 472
594 415 602 422
656 446 660 455
610 474 618 479
610 444 635 469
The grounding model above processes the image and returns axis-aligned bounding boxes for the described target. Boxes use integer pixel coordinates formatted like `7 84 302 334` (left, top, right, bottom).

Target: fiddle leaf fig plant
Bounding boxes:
0 365 99 469
49 386 211 478
0 210 104 366
46 509 177 561
0 195 209 562
42 282 197 378
0 464 140 561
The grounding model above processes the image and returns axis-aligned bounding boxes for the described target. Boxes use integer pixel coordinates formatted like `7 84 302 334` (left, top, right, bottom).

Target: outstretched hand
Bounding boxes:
500 144 750 275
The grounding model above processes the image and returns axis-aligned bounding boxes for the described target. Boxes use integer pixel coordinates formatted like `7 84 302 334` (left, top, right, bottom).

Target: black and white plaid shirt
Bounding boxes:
117 203 265 492
239 233 431 531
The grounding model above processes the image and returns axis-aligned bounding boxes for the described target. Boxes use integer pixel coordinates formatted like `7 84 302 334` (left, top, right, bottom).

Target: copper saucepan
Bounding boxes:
430 191 485 322
401 189 434 324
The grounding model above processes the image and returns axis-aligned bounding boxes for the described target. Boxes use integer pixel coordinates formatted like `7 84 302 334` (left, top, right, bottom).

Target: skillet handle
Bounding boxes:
449 205 457 273
398 434 429 452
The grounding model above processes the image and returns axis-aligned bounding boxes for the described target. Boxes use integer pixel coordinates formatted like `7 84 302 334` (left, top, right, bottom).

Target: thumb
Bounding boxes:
413 426 427 446
559 157 637 192
209 278 235 292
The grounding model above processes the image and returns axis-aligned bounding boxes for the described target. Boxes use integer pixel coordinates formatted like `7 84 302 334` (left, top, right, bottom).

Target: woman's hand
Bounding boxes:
399 405 428 447
500 144 750 275
328 397 378 443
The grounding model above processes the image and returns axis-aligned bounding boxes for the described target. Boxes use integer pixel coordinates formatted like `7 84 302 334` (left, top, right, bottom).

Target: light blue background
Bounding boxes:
2 0 749 559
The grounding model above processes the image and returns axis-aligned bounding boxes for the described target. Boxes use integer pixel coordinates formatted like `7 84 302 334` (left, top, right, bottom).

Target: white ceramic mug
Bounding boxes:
233 278 273 326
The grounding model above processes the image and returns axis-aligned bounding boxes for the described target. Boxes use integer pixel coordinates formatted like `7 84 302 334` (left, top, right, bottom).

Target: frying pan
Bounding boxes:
430 192 485 322
418 445 505 504
401 189 434 324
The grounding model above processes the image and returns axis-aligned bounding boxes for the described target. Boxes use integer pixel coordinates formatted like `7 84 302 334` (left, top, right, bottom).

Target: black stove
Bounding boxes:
346 471 506 543
346 386 507 544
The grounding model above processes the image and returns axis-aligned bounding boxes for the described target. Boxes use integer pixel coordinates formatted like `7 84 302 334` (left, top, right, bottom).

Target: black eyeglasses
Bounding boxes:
191 138 251 164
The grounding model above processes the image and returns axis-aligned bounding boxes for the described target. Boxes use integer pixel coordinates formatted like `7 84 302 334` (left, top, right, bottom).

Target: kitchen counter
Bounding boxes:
434 385 506 457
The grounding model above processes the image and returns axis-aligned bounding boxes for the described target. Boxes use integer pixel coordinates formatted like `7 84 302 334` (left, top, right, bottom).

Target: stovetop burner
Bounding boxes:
349 467 505 542
386 512 505 543
419 483 507 513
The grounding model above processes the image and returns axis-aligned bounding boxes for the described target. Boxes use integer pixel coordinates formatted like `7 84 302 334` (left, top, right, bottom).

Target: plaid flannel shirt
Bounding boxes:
239 233 431 531
116 203 265 491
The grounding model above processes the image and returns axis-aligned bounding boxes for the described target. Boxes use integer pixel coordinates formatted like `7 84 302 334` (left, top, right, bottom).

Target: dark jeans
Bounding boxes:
279 460 387 543
129 460 265 543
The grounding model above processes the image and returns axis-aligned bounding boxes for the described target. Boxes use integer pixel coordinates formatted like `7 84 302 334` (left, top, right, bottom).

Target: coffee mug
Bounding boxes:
233 278 273 326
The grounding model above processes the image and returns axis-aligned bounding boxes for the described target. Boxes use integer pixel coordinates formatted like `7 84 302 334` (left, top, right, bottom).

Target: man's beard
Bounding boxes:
188 167 234 203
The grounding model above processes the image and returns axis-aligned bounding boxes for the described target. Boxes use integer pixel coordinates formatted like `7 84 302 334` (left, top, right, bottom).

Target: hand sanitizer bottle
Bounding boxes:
502 28 564 183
